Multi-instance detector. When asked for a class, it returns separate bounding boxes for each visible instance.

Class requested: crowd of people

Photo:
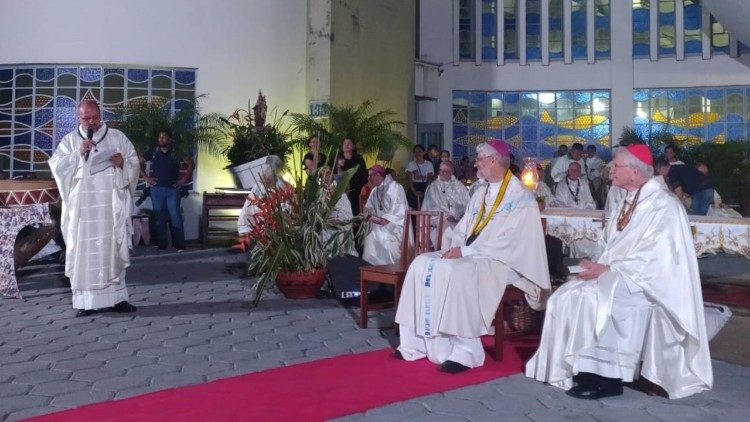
[46,100,719,403]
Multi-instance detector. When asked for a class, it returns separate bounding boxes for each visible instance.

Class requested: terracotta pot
[275,267,327,299]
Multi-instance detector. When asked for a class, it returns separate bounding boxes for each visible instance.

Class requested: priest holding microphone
[49,99,140,317]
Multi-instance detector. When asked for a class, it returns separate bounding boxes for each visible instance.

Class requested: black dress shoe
[439,360,470,374]
[565,376,623,400]
[76,309,95,317]
[392,350,404,360]
[112,301,137,313]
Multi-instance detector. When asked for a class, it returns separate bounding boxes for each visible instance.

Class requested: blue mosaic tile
[175,70,195,85]
[0,135,10,147]
[0,69,12,82]
[57,67,77,76]
[54,96,77,108]
[0,111,11,121]
[706,89,724,100]
[34,108,54,126]
[80,67,102,82]
[35,68,55,81]
[104,68,124,75]
[127,68,149,83]
[153,69,172,77]
[14,132,32,144]
[15,113,32,126]
[33,131,53,150]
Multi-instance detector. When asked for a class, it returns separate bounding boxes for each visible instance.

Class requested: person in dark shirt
[142,129,194,251]
[655,157,714,215]
[333,137,368,215]
[303,135,327,175]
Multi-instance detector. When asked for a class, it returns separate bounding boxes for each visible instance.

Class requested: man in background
[142,129,194,252]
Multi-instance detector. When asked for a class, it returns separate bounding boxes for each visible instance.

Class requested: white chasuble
[395,176,551,365]
[421,176,471,245]
[362,175,410,265]
[526,178,713,399]
[49,124,140,309]
[553,177,596,210]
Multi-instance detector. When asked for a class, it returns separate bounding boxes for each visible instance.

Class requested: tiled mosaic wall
[634,86,750,146]
[452,90,611,161]
[0,65,196,178]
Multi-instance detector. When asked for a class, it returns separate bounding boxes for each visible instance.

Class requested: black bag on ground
[326,255,393,307]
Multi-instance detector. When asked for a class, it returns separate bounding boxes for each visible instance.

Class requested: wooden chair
[359,210,444,328]
[489,216,549,360]
[489,286,527,361]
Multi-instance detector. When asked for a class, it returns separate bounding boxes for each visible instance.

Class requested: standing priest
[395,140,551,373]
[525,144,712,399]
[49,100,140,317]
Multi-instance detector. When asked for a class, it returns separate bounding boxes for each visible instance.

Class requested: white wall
[417,0,750,151]
[0,0,308,240]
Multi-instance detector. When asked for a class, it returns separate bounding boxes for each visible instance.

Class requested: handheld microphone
[84,129,94,161]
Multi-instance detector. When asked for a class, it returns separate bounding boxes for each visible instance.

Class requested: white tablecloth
[541,207,750,260]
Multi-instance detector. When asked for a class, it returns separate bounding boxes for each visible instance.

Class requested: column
[675,0,685,60]
[519,0,527,64]
[650,0,658,60]
[542,0,550,65]
[453,0,460,65]
[563,0,572,63]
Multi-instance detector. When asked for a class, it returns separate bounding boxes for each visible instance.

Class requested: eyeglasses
[610,163,632,169]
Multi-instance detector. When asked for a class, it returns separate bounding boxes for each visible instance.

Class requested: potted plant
[246,164,362,305]
[220,92,292,188]
[288,99,410,162]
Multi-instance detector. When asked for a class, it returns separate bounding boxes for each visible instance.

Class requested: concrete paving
[1,247,749,421]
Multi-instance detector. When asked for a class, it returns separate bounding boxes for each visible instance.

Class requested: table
[1,203,53,298]
[200,191,248,247]
[541,207,750,259]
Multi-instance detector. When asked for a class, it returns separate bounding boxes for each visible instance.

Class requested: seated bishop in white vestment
[362,166,410,265]
[421,162,471,247]
[395,141,551,373]
[526,144,713,400]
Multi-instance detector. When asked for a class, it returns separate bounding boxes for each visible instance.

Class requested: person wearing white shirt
[550,142,587,185]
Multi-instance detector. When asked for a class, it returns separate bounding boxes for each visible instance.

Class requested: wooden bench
[200,192,247,247]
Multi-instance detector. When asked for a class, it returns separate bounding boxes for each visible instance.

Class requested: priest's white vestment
[421,175,471,246]
[237,179,291,235]
[525,178,713,399]
[49,124,140,310]
[551,156,587,183]
[554,177,596,210]
[362,175,409,265]
[395,176,551,367]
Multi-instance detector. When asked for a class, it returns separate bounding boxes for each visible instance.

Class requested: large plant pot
[275,267,327,299]
[230,155,281,189]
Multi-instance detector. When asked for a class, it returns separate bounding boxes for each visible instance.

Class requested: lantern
[520,157,539,191]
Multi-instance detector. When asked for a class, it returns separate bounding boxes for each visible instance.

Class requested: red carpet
[27,337,538,422]
[703,283,750,309]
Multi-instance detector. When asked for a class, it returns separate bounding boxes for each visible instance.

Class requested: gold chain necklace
[616,185,642,231]
[469,170,512,237]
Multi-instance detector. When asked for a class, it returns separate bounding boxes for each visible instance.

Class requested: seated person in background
[655,157,714,216]
[664,143,685,165]
[405,145,434,210]
[526,144,712,400]
[553,162,596,210]
[361,165,410,265]
[534,163,555,205]
[454,156,476,183]
[421,161,471,246]
[551,142,587,184]
[237,163,292,236]
[584,145,605,208]
[395,140,550,374]
[696,161,742,219]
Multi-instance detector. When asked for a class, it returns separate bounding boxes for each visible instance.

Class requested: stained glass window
[459,0,476,60]
[0,65,196,179]
[482,0,498,61]
[504,0,519,60]
[633,86,750,146]
[632,0,650,58]
[452,89,611,162]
